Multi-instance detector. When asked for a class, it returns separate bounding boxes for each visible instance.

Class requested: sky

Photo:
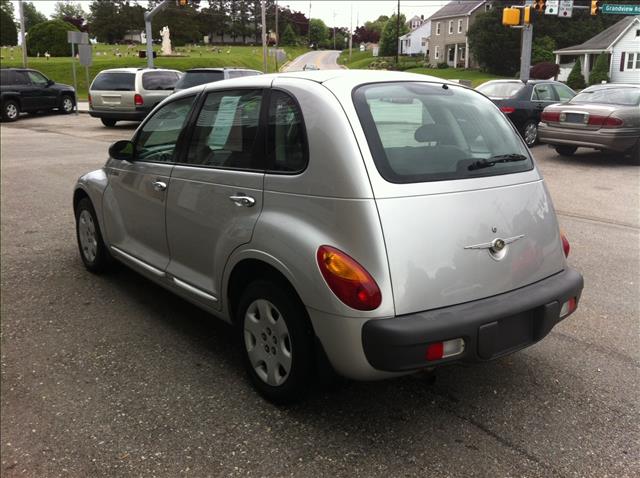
[13,0,452,29]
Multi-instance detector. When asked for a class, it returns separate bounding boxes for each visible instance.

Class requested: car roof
[97,67,180,74]
[582,83,640,90]
[185,67,261,72]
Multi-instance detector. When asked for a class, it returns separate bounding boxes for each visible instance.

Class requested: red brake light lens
[88,93,92,107]
[541,111,560,122]
[134,94,144,106]
[317,246,382,311]
[500,106,515,114]
[561,232,570,257]
[587,114,624,128]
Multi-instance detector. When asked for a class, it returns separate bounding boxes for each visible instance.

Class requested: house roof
[430,0,486,20]
[555,16,639,53]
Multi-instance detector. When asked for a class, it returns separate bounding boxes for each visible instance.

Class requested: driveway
[282,50,343,71]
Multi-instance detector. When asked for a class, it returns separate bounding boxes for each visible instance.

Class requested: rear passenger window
[91,73,135,91]
[533,85,554,101]
[0,70,11,84]
[142,71,180,91]
[267,91,307,173]
[185,89,263,170]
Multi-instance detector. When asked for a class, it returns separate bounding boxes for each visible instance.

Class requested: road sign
[558,0,573,17]
[78,44,92,66]
[601,3,640,14]
[546,0,559,14]
[67,31,89,45]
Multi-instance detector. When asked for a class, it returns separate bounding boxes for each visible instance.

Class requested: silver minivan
[73,71,583,403]
[89,67,182,127]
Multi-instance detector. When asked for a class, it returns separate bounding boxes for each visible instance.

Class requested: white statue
[140,31,146,44]
[160,26,172,55]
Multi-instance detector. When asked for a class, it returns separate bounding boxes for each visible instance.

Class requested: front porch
[445,43,468,68]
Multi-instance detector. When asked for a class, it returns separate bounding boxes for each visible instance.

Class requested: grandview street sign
[601,3,640,14]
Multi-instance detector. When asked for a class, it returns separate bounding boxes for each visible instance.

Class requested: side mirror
[109,140,135,161]
[46,79,54,87]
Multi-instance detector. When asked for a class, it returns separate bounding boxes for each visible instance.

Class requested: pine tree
[566,58,586,90]
[588,54,609,85]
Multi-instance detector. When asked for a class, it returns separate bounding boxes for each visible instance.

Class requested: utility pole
[519,23,533,81]
[395,0,400,64]
[18,0,27,67]
[308,2,312,47]
[144,0,171,68]
[275,0,278,71]
[261,0,267,72]
[349,3,353,62]
[333,10,336,50]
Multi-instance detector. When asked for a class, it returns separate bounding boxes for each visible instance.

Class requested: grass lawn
[0,44,308,100]
[338,49,509,87]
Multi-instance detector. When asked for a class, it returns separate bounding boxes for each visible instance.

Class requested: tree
[27,19,78,56]
[379,14,408,57]
[0,7,17,46]
[353,25,380,44]
[589,53,609,85]
[468,7,520,75]
[88,0,127,43]
[0,0,14,18]
[308,18,328,47]
[532,36,556,65]
[22,2,48,31]
[52,1,85,20]
[280,23,296,46]
[566,58,586,90]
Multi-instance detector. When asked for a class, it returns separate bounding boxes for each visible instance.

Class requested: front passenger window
[135,96,194,162]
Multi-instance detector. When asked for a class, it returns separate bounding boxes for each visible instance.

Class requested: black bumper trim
[362,267,584,372]
[89,108,150,121]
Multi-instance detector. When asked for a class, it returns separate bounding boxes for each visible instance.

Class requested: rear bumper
[538,123,639,152]
[361,267,584,373]
[89,107,150,121]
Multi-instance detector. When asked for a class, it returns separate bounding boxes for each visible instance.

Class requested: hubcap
[524,123,537,146]
[78,210,98,263]
[63,98,73,112]
[243,299,292,387]
[6,104,18,119]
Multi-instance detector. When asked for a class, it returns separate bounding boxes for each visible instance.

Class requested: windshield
[476,81,524,99]
[353,82,532,183]
[571,87,640,106]
[175,71,224,90]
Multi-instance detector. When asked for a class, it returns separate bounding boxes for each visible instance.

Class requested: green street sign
[601,3,640,14]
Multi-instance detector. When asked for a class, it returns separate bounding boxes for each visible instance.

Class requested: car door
[102,95,196,274]
[12,71,37,111]
[531,83,558,122]
[26,70,57,109]
[164,87,267,305]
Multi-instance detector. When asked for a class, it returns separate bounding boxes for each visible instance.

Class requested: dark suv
[1,68,76,122]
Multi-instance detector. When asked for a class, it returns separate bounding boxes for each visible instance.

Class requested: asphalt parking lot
[1,113,638,477]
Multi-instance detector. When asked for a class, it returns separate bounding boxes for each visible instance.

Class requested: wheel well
[2,95,21,107]
[227,259,304,324]
[73,189,89,214]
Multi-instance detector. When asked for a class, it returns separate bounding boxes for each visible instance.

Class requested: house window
[407,39,411,48]
[436,22,441,35]
[625,52,640,70]
[485,3,492,11]
[458,19,463,33]
[448,20,453,34]
[435,46,440,59]
[421,37,427,47]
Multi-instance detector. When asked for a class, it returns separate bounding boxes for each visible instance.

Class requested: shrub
[566,59,586,90]
[589,53,609,85]
[27,19,78,57]
[437,62,449,69]
[530,62,560,80]
[280,24,296,46]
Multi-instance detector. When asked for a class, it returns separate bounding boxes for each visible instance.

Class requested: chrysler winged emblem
[464,234,525,254]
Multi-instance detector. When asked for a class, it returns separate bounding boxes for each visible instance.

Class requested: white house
[554,15,640,84]
[399,21,432,56]
[406,15,426,31]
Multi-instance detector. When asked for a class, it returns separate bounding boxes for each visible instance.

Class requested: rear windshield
[353,82,532,183]
[91,72,135,91]
[174,70,224,89]
[476,81,524,99]
[571,87,640,106]
[142,71,180,90]
[228,70,261,78]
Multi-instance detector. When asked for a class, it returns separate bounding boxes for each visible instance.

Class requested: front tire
[555,145,578,157]
[101,118,117,127]
[59,95,74,114]
[2,100,20,122]
[522,120,538,148]
[75,197,112,273]
[237,280,315,404]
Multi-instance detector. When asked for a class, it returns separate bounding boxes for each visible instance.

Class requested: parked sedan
[476,79,576,147]
[538,84,640,163]
[73,71,583,403]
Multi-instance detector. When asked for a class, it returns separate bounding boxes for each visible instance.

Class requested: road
[282,50,343,71]
[1,113,639,477]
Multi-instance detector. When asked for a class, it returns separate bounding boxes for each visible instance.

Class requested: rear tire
[101,118,117,127]
[59,95,74,114]
[75,197,112,273]
[521,120,538,148]
[555,146,578,157]
[237,280,315,404]
[2,100,20,122]
[628,140,640,166]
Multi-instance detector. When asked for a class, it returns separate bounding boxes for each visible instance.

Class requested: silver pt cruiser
[73,71,584,403]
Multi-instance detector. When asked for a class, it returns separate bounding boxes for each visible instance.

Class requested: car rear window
[174,70,224,89]
[91,72,135,91]
[228,70,261,78]
[476,81,524,99]
[571,87,640,106]
[353,82,532,184]
[142,71,180,90]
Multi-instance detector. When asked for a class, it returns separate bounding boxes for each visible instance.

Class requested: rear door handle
[151,180,167,192]
[229,194,256,207]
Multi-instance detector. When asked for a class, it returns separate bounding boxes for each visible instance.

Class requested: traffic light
[591,0,600,15]
[533,0,546,13]
[523,6,532,24]
[502,7,521,26]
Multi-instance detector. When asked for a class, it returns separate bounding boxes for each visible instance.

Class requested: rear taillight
[500,106,515,114]
[541,111,560,122]
[317,245,382,311]
[134,94,144,106]
[587,115,624,128]
[88,94,92,107]
[560,297,577,318]
[561,231,570,257]
[426,338,465,361]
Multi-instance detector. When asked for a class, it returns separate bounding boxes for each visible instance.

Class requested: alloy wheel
[78,209,98,263]
[5,103,18,120]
